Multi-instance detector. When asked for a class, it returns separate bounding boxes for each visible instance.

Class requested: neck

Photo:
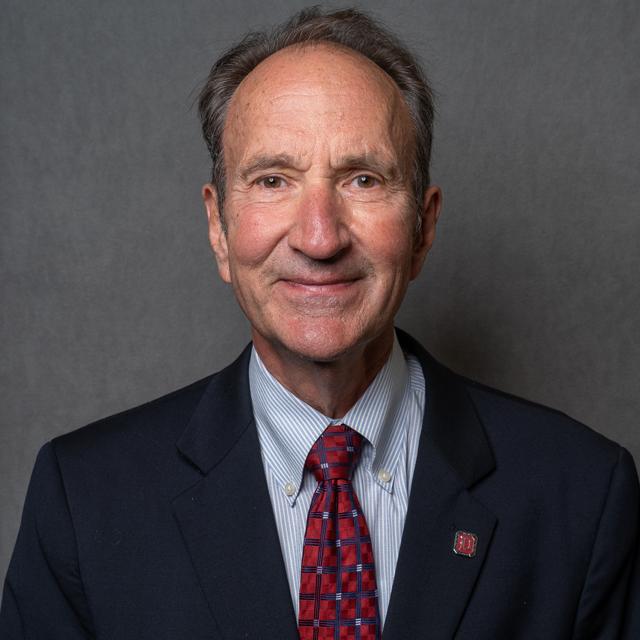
[253,330,394,418]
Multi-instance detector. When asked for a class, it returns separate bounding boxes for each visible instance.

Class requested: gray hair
[198,6,434,230]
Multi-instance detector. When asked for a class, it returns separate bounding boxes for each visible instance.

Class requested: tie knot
[305,424,363,482]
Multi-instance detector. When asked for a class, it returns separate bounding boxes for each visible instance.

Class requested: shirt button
[378,469,392,483]
[284,482,296,496]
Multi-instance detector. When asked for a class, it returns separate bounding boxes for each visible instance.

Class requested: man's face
[204,44,440,369]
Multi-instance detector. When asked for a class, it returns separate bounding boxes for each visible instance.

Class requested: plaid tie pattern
[298,424,381,640]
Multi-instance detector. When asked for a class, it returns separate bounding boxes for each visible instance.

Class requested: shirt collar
[249,334,410,504]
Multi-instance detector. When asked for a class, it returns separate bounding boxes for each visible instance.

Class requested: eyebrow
[334,153,403,182]
[237,151,404,183]
[238,154,302,181]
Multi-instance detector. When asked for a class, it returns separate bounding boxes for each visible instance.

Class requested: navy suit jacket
[2,331,639,638]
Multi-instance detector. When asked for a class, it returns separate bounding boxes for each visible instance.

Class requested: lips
[282,276,358,287]
[277,268,363,287]
[276,276,362,305]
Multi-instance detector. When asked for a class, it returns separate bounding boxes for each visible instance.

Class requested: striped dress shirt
[249,335,426,626]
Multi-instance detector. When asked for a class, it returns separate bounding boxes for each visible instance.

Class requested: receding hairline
[233,40,402,92]
[222,41,417,167]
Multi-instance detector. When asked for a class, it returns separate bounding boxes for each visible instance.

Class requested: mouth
[277,275,361,297]
[282,276,358,287]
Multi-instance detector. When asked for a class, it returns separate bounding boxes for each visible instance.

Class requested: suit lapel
[172,347,298,639]
[383,332,498,639]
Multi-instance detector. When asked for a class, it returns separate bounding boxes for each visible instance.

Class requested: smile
[278,278,360,298]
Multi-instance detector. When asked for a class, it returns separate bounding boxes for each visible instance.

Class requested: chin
[276,319,380,364]
[281,336,353,363]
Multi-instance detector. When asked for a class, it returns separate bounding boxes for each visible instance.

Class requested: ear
[202,183,231,283]
[410,185,442,280]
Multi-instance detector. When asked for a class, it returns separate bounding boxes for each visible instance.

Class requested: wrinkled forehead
[232,42,404,109]
[223,43,415,165]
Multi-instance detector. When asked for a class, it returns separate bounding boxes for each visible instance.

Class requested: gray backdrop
[2,0,639,588]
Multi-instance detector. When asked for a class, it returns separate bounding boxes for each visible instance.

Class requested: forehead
[222,43,414,167]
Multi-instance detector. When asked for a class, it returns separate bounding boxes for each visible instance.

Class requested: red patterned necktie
[298,424,381,639]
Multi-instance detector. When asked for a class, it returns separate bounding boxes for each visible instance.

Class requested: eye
[257,175,285,189]
[351,174,379,188]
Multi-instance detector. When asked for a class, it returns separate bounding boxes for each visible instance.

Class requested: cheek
[351,204,416,272]
[226,202,290,268]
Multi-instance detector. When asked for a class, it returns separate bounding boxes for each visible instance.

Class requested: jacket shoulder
[52,373,214,459]
[462,377,623,467]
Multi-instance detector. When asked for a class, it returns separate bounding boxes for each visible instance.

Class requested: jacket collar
[396,328,496,488]
[176,331,496,487]
[176,343,254,475]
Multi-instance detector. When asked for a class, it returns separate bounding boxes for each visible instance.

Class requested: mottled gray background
[2,0,639,588]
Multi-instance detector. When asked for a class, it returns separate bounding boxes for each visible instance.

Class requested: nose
[287,184,351,260]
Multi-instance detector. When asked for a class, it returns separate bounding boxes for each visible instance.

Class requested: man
[1,7,638,639]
